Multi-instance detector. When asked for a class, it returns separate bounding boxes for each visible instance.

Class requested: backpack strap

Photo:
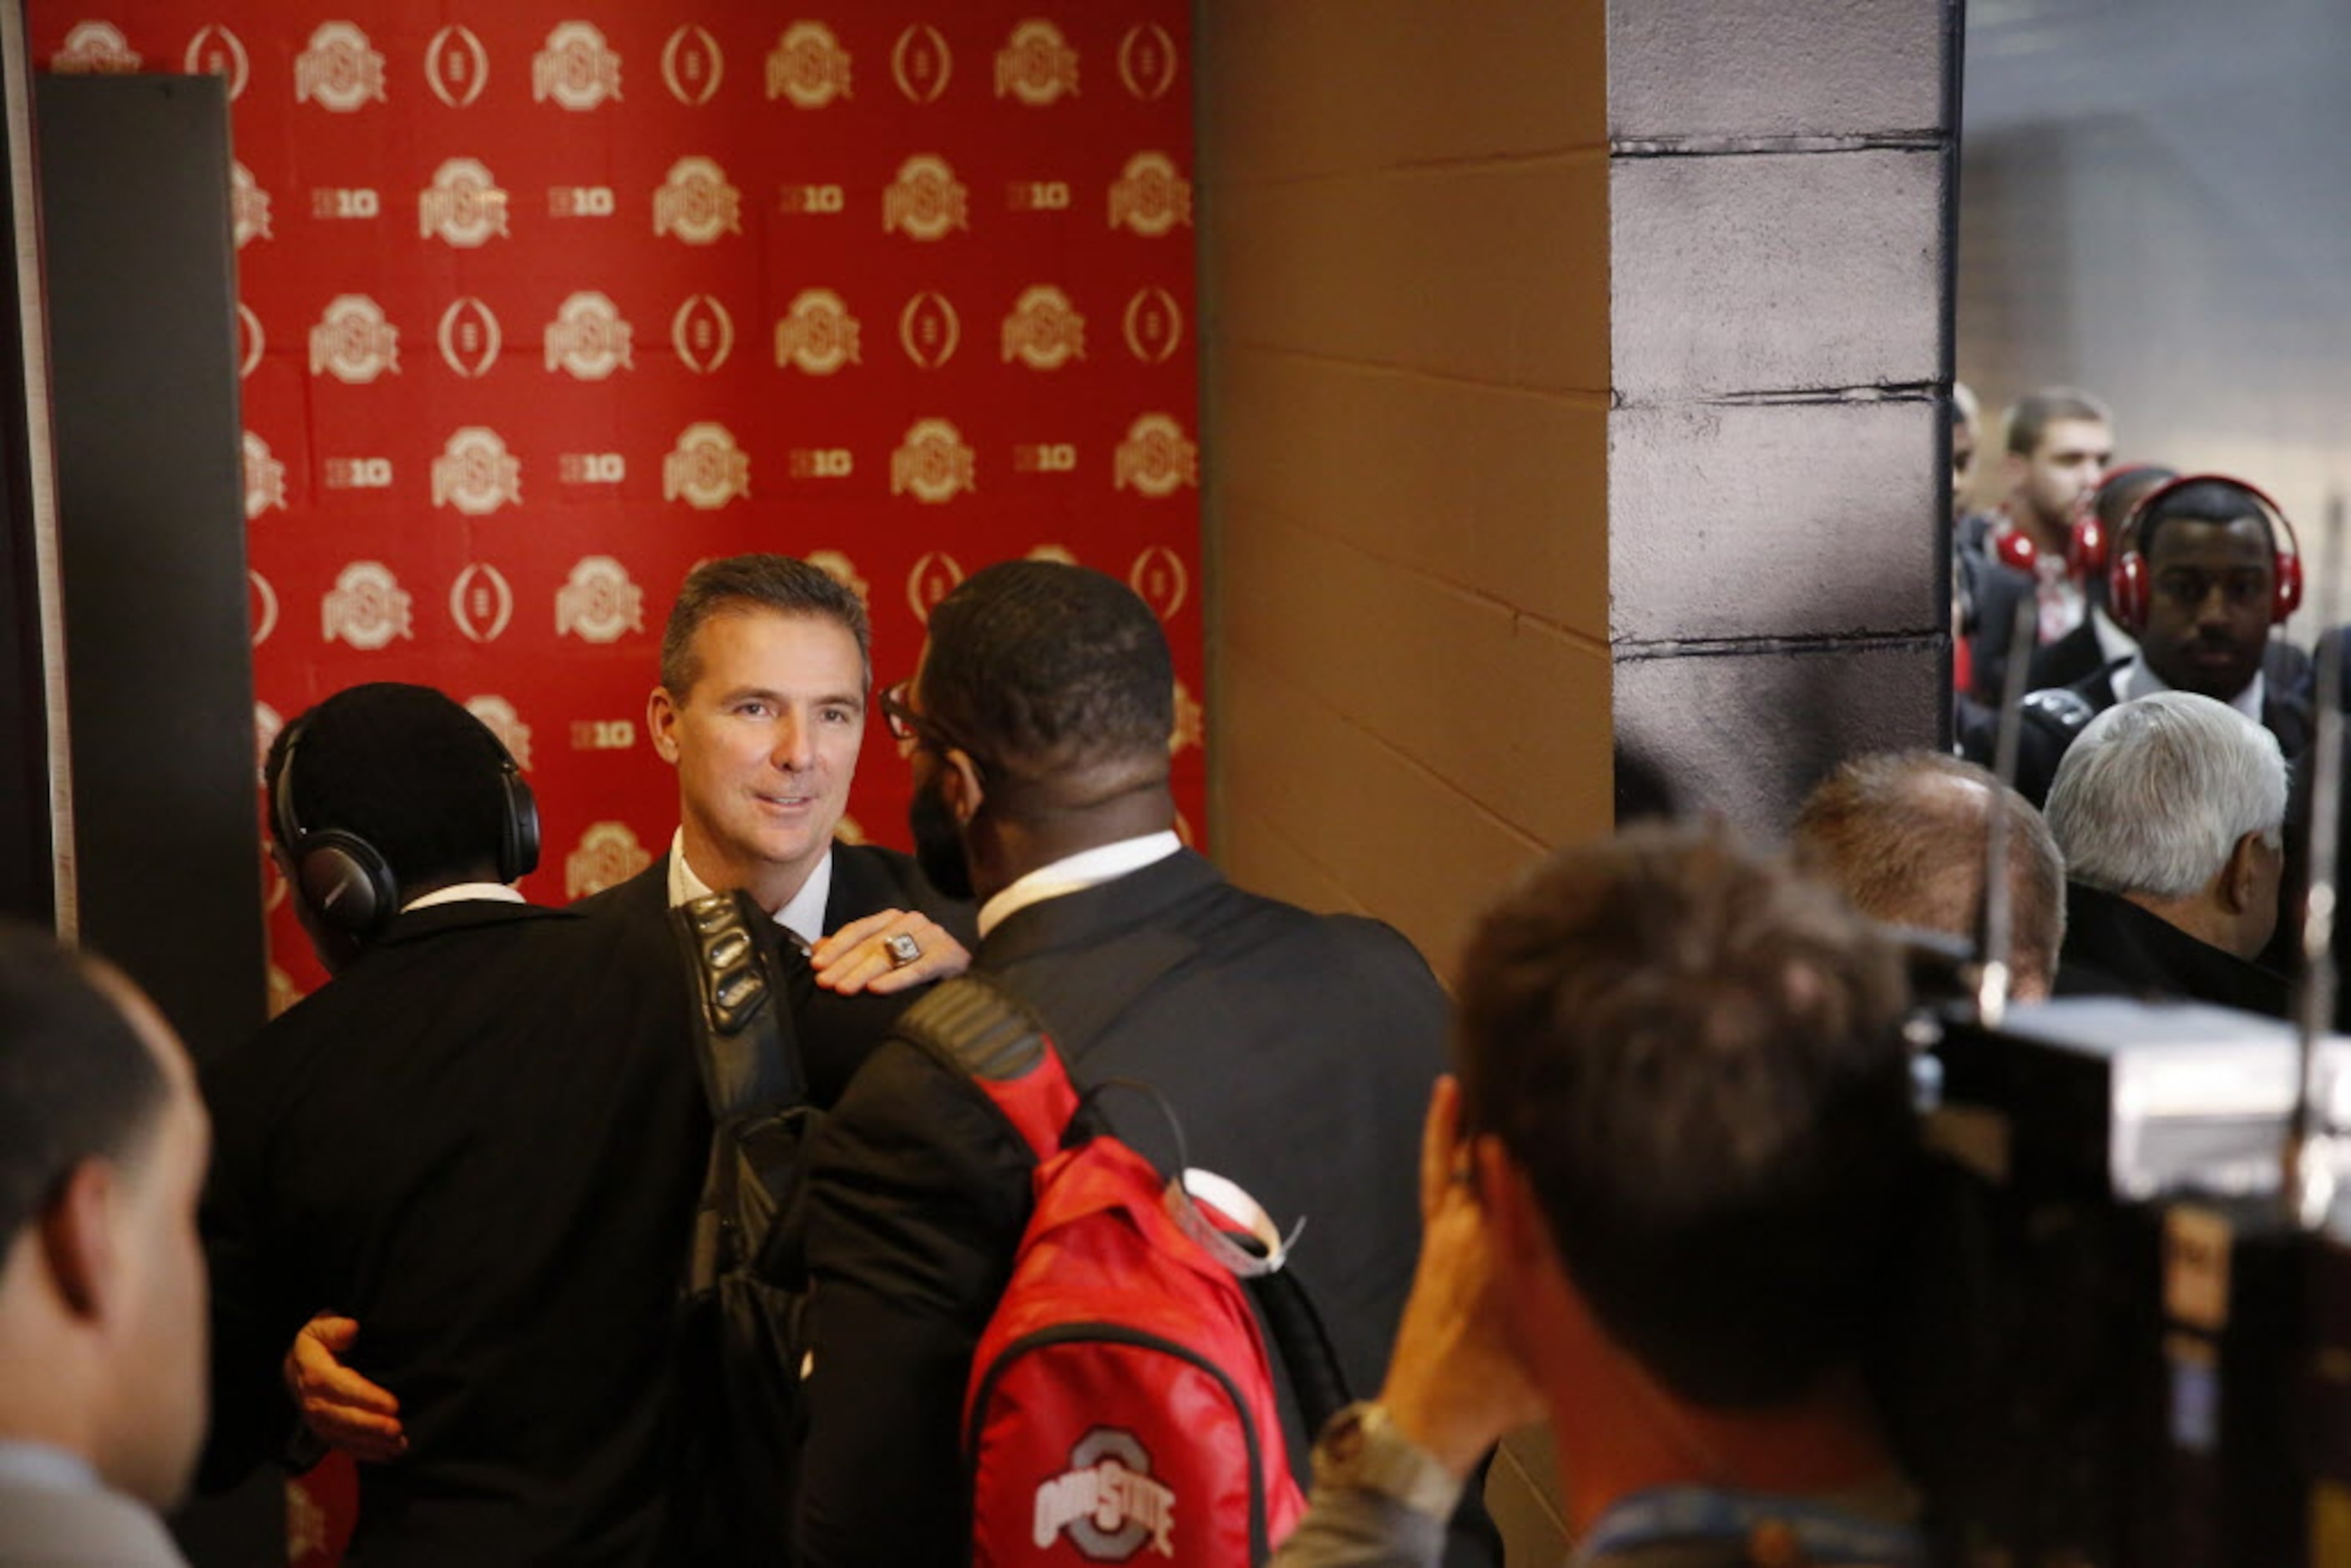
[670,889,806,1119]
[892,973,1079,1162]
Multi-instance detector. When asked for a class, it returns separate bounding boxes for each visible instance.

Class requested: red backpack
[905,976,1309,1566]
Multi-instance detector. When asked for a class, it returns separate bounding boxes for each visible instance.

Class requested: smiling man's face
[649,606,867,911]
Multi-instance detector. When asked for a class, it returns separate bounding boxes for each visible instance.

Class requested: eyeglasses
[879,680,981,765]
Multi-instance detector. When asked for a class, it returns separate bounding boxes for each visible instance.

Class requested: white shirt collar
[2113,655,2266,723]
[665,827,833,951]
[0,1440,99,1493]
[2089,603,2138,666]
[978,832,1183,940]
[401,883,525,913]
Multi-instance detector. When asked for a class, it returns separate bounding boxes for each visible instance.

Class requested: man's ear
[940,749,985,827]
[2221,831,2265,914]
[37,1161,118,1323]
[646,686,681,765]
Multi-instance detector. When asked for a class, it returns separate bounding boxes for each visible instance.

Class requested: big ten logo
[1122,286,1185,366]
[1012,443,1078,474]
[890,23,951,104]
[439,297,502,378]
[533,22,621,111]
[1130,545,1191,621]
[661,24,723,106]
[548,185,615,218]
[431,427,521,516]
[655,157,741,245]
[788,447,854,480]
[1108,152,1193,239]
[321,456,394,491]
[425,24,488,109]
[777,183,846,215]
[52,21,140,73]
[464,695,533,771]
[671,295,736,374]
[311,186,380,220]
[891,420,973,505]
[767,21,850,109]
[544,291,632,380]
[663,422,749,509]
[449,562,514,644]
[905,551,966,622]
[1114,414,1199,500]
[993,19,1076,107]
[776,289,860,376]
[321,561,413,651]
[882,154,968,243]
[558,452,626,485]
[309,295,399,384]
[1005,180,1070,213]
[296,22,387,112]
[184,24,250,99]
[1003,286,1084,370]
[242,432,287,520]
[1116,23,1179,102]
[556,555,645,645]
[232,162,272,248]
[897,291,959,370]
[569,717,637,751]
[421,159,510,247]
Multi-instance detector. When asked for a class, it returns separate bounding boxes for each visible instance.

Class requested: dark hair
[660,554,871,695]
[2091,464,2177,536]
[0,923,169,1251]
[918,560,1172,799]
[2131,475,2281,566]
[265,684,516,891]
[1792,751,2065,996]
[1454,822,1915,1409]
[2003,387,2111,458]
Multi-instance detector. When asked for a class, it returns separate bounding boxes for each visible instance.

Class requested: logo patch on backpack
[1032,1428,1176,1560]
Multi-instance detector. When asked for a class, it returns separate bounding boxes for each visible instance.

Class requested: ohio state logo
[322,562,412,650]
[557,556,645,645]
[421,159,510,247]
[808,549,869,604]
[1123,287,1184,365]
[432,427,521,516]
[53,21,139,73]
[544,291,632,379]
[661,23,723,105]
[247,569,279,646]
[1116,23,1178,101]
[1115,416,1199,500]
[891,23,952,104]
[1033,1429,1176,1560]
[565,820,651,899]
[296,22,386,112]
[1003,286,1084,370]
[1110,154,1192,238]
[450,562,514,644]
[438,297,502,377]
[1029,543,1078,566]
[898,291,961,370]
[776,290,860,375]
[463,695,532,771]
[882,154,968,242]
[907,551,965,622]
[425,24,488,109]
[242,432,286,520]
[1130,545,1191,620]
[235,303,265,378]
[768,21,850,107]
[995,19,1076,105]
[533,22,620,109]
[309,295,398,384]
[655,156,741,245]
[184,24,249,97]
[231,161,272,249]
[671,294,735,373]
[664,422,749,509]
[892,419,974,504]
[1170,679,1204,755]
[253,701,282,785]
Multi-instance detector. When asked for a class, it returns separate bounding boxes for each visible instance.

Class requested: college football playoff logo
[556,556,645,645]
[321,562,412,651]
[425,24,489,108]
[1033,1429,1176,1560]
[438,297,502,378]
[449,563,514,644]
[906,551,966,622]
[309,296,399,383]
[671,295,736,374]
[891,23,952,103]
[1114,415,1199,499]
[768,21,851,107]
[248,570,279,646]
[296,22,387,112]
[236,303,265,378]
[533,22,620,109]
[898,291,960,370]
[1002,286,1084,370]
[776,290,861,375]
[654,157,741,245]
[184,24,249,97]
[994,20,1076,105]
[1130,545,1191,621]
[661,24,723,105]
[420,159,511,247]
[882,154,968,242]
[1116,23,1178,101]
[242,432,286,520]
[663,423,749,509]
[53,21,140,73]
[1122,287,1184,365]
[431,427,521,516]
[565,821,651,899]
[544,292,633,379]
[891,419,974,504]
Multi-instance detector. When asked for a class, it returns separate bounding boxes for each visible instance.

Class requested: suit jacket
[2054,880,2293,1018]
[797,850,1455,1568]
[570,842,975,1108]
[0,1471,187,1567]
[200,900,707,1567]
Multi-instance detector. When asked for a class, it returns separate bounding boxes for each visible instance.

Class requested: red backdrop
[34,5,1202,1012]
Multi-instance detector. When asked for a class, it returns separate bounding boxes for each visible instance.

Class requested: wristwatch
[1310,1401,1464,1520]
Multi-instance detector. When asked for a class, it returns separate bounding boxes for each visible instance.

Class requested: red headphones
[2106,472,2302,635]
[2065,463,2175,581]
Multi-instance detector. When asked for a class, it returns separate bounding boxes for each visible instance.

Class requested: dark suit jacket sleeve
[796,1038,1035,1568]
[195,1048,308,1491]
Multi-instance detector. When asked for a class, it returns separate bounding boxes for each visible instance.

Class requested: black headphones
[270,709,541,936]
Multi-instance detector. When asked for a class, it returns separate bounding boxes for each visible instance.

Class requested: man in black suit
[201,685,707,1564]
[795,562,1471,1565]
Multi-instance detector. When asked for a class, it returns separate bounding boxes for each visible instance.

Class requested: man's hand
[283,1313,407,1463]
[811,908,970,995]
[1377,1076,1544,1479]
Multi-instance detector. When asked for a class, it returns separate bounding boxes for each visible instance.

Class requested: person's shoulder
[0,1471,186,1566]
[569,854,669,922]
